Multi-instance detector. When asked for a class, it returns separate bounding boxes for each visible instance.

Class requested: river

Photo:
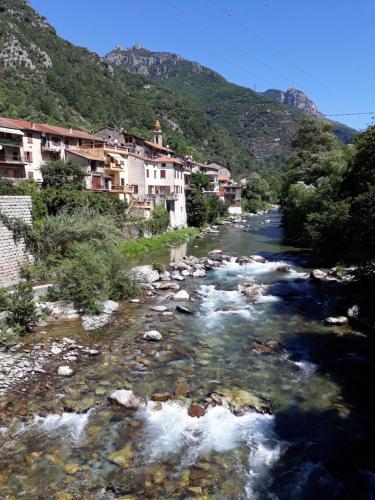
[0,210,373,499]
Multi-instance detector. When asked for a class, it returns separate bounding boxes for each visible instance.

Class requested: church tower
[153,120,163,147]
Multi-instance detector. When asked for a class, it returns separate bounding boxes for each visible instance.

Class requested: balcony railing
[41,142,61,152]
[132,200,153,209]
[0,153,24,164]
[110,185,135,194]
[105,163,123,170]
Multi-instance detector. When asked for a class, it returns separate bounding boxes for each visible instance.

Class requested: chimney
[31,122,35,129]
[69,128,73,134]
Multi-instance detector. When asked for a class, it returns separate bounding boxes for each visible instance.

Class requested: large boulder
[108,389,142,409]
[192,269,206,278]
[133,265,160,284]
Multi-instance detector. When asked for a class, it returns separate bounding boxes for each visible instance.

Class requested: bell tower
[153,120,163,147]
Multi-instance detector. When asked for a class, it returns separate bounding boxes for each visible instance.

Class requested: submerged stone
[57,366,74,377]
[151,392,170,402]
[188,403,206,418]
[325,316,348,325]
[107,443,133,469]
[213,387,272,415]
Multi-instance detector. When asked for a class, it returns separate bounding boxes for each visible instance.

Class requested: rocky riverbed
[0,210,373,499]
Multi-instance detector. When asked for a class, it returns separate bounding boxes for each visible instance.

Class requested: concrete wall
[0,196,32,288]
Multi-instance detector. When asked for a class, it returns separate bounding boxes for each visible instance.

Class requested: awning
[0,127,24,136]
[108,152,125,163]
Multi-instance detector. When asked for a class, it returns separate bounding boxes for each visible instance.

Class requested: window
[25,151,33,163]
[133,185,138,194]
[27,133,33,144]
[160,170,166,179]
[154,170,157,179]
[121,178,125,187]
[146,169,149,178]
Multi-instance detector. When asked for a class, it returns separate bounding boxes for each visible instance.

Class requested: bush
[152,261,166,273]
[6,282,40,334]
[186,186,208,227]
[36,207,121,258]
[0,287,10,312]
[55,242,139,314]
[55,242,111,314]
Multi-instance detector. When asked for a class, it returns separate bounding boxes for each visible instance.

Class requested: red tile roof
[144,140,173,153]
[154,156,185,165]
[0,117,104,142]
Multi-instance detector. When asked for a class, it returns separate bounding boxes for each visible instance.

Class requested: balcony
[104,162,123,171]
[132,200,153,209]
[110,185,135,194]
[0,152,25,164]
[0,137,22,147]
[41,142,61,152]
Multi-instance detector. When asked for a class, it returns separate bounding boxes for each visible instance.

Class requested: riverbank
[0,210,373,498]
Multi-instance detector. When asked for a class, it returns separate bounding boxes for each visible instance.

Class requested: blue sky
[31,0,374,130]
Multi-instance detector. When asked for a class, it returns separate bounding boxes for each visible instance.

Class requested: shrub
[55,242,138,314]
[36,207,121,257]
[0,287,10,312]
[6,282,40,334]
[152,261,166,273]
[55,242,111,314]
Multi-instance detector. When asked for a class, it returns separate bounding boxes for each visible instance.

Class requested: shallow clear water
[0,211,373,499]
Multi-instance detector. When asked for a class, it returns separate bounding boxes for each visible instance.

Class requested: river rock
[153,281,174,290]
[213,387,272,415]
[276,265,290,273]
[171,271,185,281]
[171,290,190,301]
[192,269,206,278]
[251,339,283,353]
[209,249,222,254]
[325,316,348,325]
[159,271,171,281]
[143,330,163,341]
[250,255,267,263]
[108,389,142,409]
[151,305,168,312]
[107,443,133,469]
[181,269,192,277]
[133,265,160,284]
[151,392,170,402]
[242,285,264,298]
[188,403,206,418]
[81,300,119,331]
[176,305,193,314]
[310,269,327,281]
[347,305,360,320]
[57,366,74,377]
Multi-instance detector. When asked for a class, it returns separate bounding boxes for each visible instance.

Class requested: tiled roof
[0,117,104,142]
[154,156,185,165]
[144,140,173,153]
[66,148,103,161]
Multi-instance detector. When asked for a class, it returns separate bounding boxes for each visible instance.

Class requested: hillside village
[0,117,242,227]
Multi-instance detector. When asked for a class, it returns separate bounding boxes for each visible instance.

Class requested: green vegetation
[40,160,85,189]
[186,173,229,227]
[120,228,199,259]
[241,172,276,213]
[0,1,355,179]
[0,282,48,347]
[282,118,375,267]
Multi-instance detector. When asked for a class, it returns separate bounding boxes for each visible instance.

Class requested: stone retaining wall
[0,196,32,288]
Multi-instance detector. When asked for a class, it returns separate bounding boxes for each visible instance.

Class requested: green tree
[242,172,271,212]
[186,186,208,227]
[40,160,85,190]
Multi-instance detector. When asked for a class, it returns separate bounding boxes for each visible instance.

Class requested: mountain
[0,1,356,178]
[106,45,357,159]
[263,88,323,117]
[0,1,256,173]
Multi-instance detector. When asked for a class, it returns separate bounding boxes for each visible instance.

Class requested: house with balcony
[0,124,26,183]
[190,160,220,194]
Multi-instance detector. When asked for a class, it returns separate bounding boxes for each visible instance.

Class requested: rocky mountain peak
[263,87,323,117]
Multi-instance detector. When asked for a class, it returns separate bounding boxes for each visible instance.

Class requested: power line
[323,111,375,117]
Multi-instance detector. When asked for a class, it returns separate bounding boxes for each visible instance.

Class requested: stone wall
[0,196,32,288]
